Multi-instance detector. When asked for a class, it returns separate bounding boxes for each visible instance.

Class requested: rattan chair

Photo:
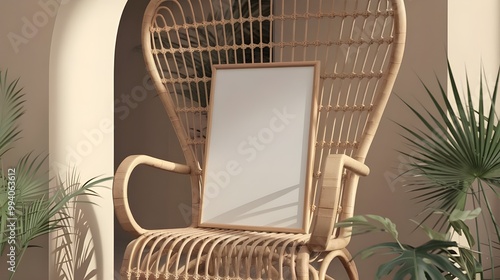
[114,0,406,279]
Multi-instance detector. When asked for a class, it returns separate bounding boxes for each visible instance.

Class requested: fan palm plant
[0,70,111,279]
[337,63,500,279]
[399,63,500,279]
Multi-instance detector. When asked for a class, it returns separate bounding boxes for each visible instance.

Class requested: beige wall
[448,0,500,116]
[449,0,500,76]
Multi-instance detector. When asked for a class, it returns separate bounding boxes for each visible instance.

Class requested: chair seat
[122,227,312,280]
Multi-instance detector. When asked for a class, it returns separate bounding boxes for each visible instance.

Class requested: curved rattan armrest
[113,154,191,236]
[308,154,369,252]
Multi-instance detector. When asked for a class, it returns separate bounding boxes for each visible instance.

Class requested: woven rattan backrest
[142,0,405,228]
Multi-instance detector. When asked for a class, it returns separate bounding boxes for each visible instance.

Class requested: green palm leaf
[335,214,400,245]
[367,240,467,280]
[399,63,500,279]
[0,70,25,158]
[5,172,110,280]
[402,64,500,212]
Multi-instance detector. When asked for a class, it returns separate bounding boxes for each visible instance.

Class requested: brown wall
[0,0,53,279]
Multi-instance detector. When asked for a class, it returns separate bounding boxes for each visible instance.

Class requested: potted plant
[0,70,111,279]
[336,63,500,279]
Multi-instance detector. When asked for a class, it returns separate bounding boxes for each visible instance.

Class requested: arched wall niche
[113,0,193,276]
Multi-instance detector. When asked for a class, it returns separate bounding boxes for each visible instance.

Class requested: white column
[448,0,500,97]
[49,1,127,279]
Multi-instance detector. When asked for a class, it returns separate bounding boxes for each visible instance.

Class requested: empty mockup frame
[200,62,319,233]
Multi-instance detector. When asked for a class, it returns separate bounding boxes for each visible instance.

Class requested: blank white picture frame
[200,62,320,233]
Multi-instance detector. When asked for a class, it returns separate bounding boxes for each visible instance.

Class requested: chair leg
[318,249,358,280]
[339,248,358,280]
[296,246,310,280]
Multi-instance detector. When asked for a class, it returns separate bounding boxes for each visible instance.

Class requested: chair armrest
[113,154,191,236]
[308,154,369,251]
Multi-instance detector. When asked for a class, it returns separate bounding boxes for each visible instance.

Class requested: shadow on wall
[54,202,103,280]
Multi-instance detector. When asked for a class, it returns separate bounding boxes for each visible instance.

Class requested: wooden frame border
[199,61,320,233]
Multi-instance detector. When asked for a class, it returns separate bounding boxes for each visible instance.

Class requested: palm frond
[0,70,25,158]
[398,63,500,279]
[2,173,109,280]
[401,64,500,220]
[12,153,49,202]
